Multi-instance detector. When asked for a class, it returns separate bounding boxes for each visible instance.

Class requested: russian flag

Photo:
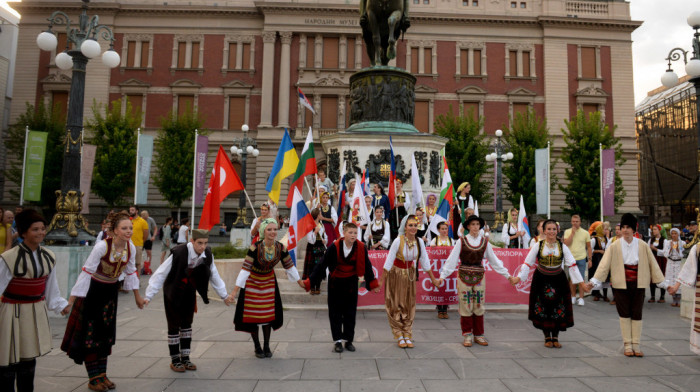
[361,169,369,196]
[288,188,316,265]
[298,88,316,115]
[388,136,396,210]
[426,198,453,238]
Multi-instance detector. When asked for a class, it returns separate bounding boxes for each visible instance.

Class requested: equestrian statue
[360,0,410,66]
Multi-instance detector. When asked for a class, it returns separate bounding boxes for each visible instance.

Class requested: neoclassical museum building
[3,0,640,225]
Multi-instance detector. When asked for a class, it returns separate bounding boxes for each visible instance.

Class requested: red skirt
[323,222,337,244]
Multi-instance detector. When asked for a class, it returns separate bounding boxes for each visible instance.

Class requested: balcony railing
[565,1,608,15]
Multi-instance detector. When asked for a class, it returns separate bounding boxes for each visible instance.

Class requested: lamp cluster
[230,125,260,157]
[485,129,513,162]
[660,11,700,88]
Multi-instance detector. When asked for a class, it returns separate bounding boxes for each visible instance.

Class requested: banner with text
[194,135,209,205]
[22,131,48,202]
[135,134,153,205]
[80,144,97,213]
[535,147,549,215]
[601,148,615,217]
[357,247,533,307]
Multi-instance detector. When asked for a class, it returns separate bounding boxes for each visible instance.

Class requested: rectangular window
[473,49,481,75]
[242,43,251,69]
[424,48,432,74]
[306,37,315,68]
[522,51,531,76]
[304,95,314,128]
[191,42,200,68]
[473,0,478,5]
[414,101,429,133]
[423,0,429,4]
[177,42,187,68]
[413,0,419,3]
[460,49,468,75]
[127,41,137,67]
[513,103,529,118]
[52,91,69,120]
[228,97,246,131]
[347,38,355,69]
[520,2,526,8]
[410,47,419,73]
[509,50,517,76]
[463,0,468,5]
[126,95,143,116]
[582,103,598,118]
[581,47,596,78]
[511,2,517,8]
[140,41,149,67]
[323,37,339,69]
[321,96,338,129]
[56,33,68,52]
[463,102,478,118]
[228,43,237,69]
[178,95,194,117]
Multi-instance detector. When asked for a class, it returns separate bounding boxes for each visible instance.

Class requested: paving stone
[301,359,380,380]
[447,358,533,379]
[501,377,595,392]
[653,375,700,392]
[423,379,510,392]
[139,357,233,379]
[33,376,86,392]
[581,357,677,377]
[339,342,409,359]
[219,359,304,380]
[578,376,678,392]
[646,355,700,374]
[522,341,602,358]
[253,380,339,392]
[341,379,426,392]
[376,359,458,379]
[86,377,175,392]
[404,342,476,359]
[166,379,257,392]
[200,341,269,359]
[274,342,342,359]
[57,356,158,378]
[468,341,543,359]
[514,358,606,378]
[310,328,370,343]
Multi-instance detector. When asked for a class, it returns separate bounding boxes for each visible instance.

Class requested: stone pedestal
[46,245,93,317]
[229,227,251,248]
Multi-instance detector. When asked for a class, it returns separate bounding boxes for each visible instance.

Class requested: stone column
[278,32,293,129]
[259,31,277,128]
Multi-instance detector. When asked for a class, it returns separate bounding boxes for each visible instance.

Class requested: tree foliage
[86,99,140,207]
[4,101,66,214]
[558,110,626,222]
[434,106,491,203]
[502,108,552,213]
[152,106,205,209]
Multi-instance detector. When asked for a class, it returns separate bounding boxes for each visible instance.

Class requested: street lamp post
[485,129,513,229]
[230,124,259,228]
[660,10,700,248]
[36,0,120,244]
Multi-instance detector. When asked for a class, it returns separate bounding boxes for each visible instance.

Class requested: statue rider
[360,0,411,33]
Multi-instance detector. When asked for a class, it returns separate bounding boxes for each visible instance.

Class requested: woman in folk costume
[667,244,700,355]
[590,222,610,302]
[62,211,144,391]
[382,215,438,348]
[230,218,305,358]
[389,179,410,241]
[415,208,429,244]
[585,213,667,357]
[528,219,546,248]
[663,228,685,307]
[438,215,514,347]
[511,219,583,348]
[501,208,525,248]
[430,222,454,319]
[0,210,70,392]
[452,183,474,235]
[318,191,339,244]
[648,224,667,303]
[365,206,390,250]
[424,194,438,223]
[371,183,392,223]
[304,208,327,295]
[361,195,373,238]
[250,203,271,244]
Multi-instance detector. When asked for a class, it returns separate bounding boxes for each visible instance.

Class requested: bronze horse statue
[360,0,410,66]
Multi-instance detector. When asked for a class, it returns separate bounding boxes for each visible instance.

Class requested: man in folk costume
[144,229,230,371]
[305,222,380,352]
[437,215,513,347]
[584,213,667,357]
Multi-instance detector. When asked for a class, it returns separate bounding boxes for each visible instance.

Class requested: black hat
[464,215,485,230]
[15,209,48,237]
[691,221,698,226]
[620,213,638,232]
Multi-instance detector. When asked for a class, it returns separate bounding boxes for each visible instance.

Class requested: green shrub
[211,242,248,259]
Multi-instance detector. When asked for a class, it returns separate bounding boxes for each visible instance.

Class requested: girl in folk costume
[229,219,305,358]
[382,215,438,348]
[415,208,429,244]
[438,215,514,347]
[365,206,390,250]
[304,208,327,295]
[501,208,525,248]
[318,191,339,244]
[390,179,410,241]
[425,194,438,223]
[62,212,144,391]
[528,220,546,248]
[511,219,583,348]
[430,222,454,319]
[590,222,610,302]
[648,224,667,303]
[667,244,700,355]
[371,183,392,223]
[344,178,357,218]
[250,203,272,244]
[663,228,686,307]
[452,182,474,233]
[361,195,373,238]
[0,210,70,392]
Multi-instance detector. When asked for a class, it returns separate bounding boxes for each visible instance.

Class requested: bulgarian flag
[439,156,455,210]
[285,128,317,207]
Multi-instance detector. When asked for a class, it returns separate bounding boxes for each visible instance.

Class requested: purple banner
[194,135,209,205]
[601,148,615,216]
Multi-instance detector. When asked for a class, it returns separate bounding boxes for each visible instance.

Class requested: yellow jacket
[592,238,665,289]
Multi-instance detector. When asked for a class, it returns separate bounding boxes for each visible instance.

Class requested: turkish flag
[198,146,244,231]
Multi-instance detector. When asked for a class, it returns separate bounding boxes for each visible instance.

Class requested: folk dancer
[452,182,475,233]
[371,183,392,224]
[365,206,390,250]
[667,243,700,355]
[590,223,610,302]
[425,194,438,223]
[663,228,685,307]
[430,221,454,319]
[250,203,272,244]
[319,191,339,244]
[501,208,525,248]
[389,179,410,241]
[648,224,667,303]
[304,208,327,295]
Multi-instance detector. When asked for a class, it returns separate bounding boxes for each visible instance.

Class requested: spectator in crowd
[161,217,174,264]
[129,205,149,274]
[141,210,158,274]
[177,219,190,244]
[563,214,592,306]
[0,207,12,252]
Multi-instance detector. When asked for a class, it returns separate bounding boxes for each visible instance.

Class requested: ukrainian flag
[266,129,299,204]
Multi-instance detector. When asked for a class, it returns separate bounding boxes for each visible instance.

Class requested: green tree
[86,99,141,207]
[502,108,552,213]
[434,106,491,203]
[152,106,205,213]
[558,110,626,222]
[4,101,66,214]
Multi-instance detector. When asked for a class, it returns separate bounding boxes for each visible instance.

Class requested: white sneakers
[577,298,585,306]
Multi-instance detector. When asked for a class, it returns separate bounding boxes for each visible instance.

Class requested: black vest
[163,244,213,304]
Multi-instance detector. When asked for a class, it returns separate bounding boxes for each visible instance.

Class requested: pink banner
[194,135,209,205]
[357,247,533,307]
[601,148,615,216]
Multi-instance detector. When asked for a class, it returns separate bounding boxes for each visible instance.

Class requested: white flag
[517,195,531,247]
[350,174,370,227]
[409,154,424,214]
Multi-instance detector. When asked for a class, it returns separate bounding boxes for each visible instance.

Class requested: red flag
[199,146,244,231]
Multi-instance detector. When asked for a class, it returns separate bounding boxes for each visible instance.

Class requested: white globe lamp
[661,70,680,88]
[37,31,58,51]
[55,52,74,70]
[246,145,254,154]
[101,50,120,68]
[687,10,700,28]
[686,58,700,78]
[495,129,503,137]
[252,149,260,157]
[80,39,101,59]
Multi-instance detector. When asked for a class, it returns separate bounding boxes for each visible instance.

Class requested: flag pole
[547,141,551,219]
[599,143,603,222]
[134,128,140,204]
[191,129,198,231]
[19,126,29,206]
[243,189,258,220]
[303,177,315,200]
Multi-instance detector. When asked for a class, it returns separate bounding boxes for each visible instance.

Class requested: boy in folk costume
[305,222,380,353]
[144,229,230,371]
[584,213,667,357]
[437,215,514,347]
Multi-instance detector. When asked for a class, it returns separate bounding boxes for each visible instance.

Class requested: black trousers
[328,276,359,343]
[612,280,645,320]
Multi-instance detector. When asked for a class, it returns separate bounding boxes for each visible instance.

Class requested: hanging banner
[80,144,97,213]
[22,131,48,202]
[601,148,615,216]
[194,135,209,205]
[534,147,549,215]
[357,247,532,307]
[135,134,154,205]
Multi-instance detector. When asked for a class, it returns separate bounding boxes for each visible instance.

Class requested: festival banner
[22,131,48,202]
[134,134,154,205]
[194,135,209,205]
[80,144,97,213]
[534,147,549,215]
[357,247,533,307]
[601,148,615,216]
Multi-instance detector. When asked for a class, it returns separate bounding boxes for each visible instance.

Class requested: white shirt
[71,240,140,297]
[320,204,338,225]
[177,225,189,244]
[518,241,583,283]
[590,237,608,251]
[364,220,390,249]
[621,237,639,266]
[647,237,665,257]
[306,223,327,246]
[234,243,301,288]
[144,242,228,301]
[501,223,521,248]
[430,236,454,247]
[0,250,69,313]
[383,236,430,272]
[342,240,354,258]
[439,234,511,280]
[663,239,685,260]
